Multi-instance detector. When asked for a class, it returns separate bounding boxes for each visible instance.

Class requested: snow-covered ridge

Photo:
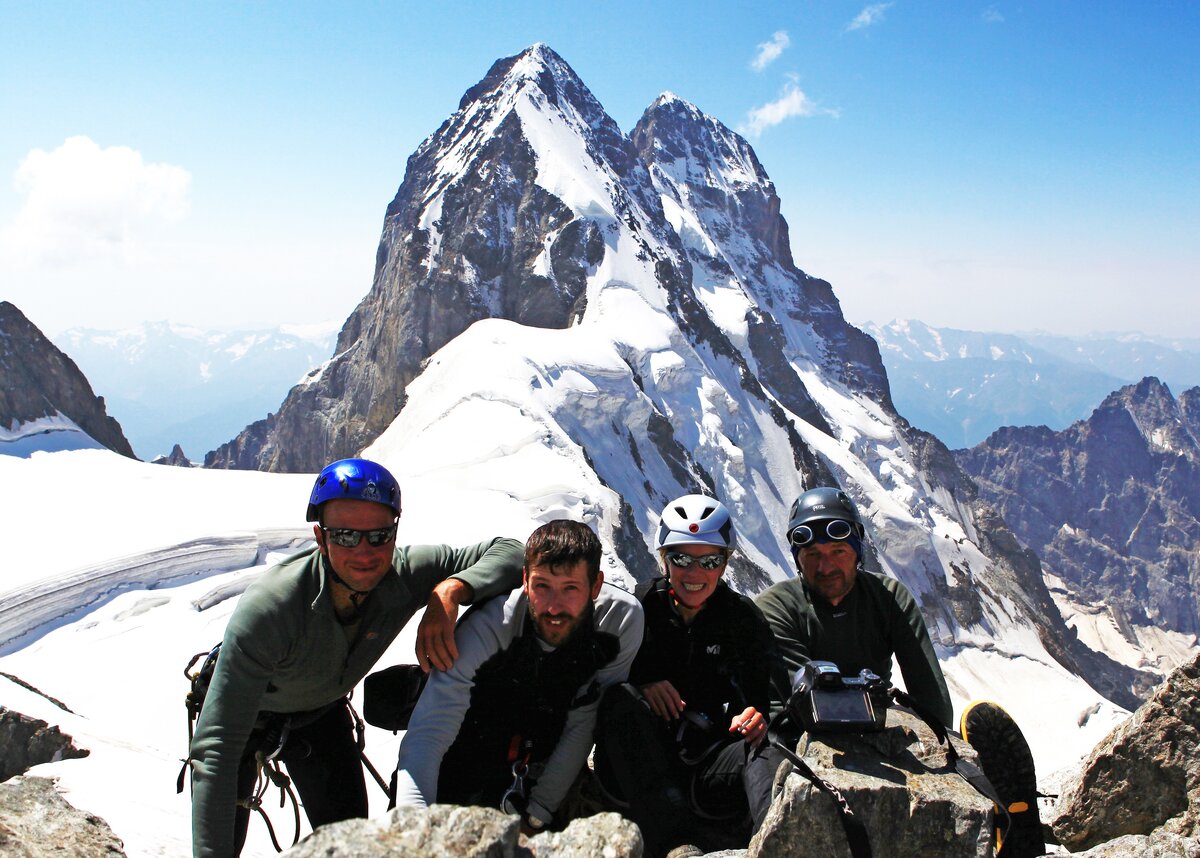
[0,529,311,656]
[0,413,105,456]
[2,412,91,441]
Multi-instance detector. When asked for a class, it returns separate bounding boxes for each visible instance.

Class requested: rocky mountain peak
[458,43,603,121]
[0,301,135,458]
[958,376,1200,658]
[209,45,657,472]
[417,42,638,209]
[634,91,775,203]
[631,94,891,409]
[1099,376,1199,458]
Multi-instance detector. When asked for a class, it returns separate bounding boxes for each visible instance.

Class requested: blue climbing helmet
[305,458,402,522]
[786,487,864,553]
[655,494,736,550]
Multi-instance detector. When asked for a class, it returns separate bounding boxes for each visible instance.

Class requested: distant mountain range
[958,377,1200,673]
[52,322,337,460]
[862,320,1200,449]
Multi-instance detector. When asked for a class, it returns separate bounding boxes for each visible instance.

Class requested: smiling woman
[592,493,776,857]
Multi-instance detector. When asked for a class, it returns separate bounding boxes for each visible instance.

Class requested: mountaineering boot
[960,700,1045,858]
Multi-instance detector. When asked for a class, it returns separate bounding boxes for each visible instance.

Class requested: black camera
[787,660,889,733]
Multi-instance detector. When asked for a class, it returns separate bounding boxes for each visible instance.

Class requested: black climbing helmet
[786,487,864,546]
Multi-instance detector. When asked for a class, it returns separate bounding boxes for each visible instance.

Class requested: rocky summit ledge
[0,775,125,857]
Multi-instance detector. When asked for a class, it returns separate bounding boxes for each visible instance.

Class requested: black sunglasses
[790,518,856,548]
[322,524,398,548]
[665,551,727,571]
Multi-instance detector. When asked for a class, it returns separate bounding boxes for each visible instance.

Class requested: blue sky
[2,1,1197,337]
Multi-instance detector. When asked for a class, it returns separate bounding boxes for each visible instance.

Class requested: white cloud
[983,5,1005,24]
[0,136,191,268]
[739,77,839,138]
[847,2,894,32]
[751,31,790,71]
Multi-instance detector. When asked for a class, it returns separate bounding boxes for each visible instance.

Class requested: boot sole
[960,700,1045,858]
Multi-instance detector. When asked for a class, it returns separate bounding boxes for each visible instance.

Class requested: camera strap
[760,708,873,858]
[888,689,1011,843]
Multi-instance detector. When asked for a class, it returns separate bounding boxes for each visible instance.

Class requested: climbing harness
[178,644,390,851]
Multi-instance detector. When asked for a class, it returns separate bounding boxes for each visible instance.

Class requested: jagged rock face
[0,707,88,782]
[957,377,1200,642]
[751,709,993,857]
[630,94,890,423]
[904,425,1155,710]
[1052,651,1200,851]
[1069,831,1200,857]
[0,776,125,857]
[208,45,649,473]
[0,302,135,458]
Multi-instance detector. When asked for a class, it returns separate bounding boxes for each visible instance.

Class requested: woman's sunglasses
[665,551,728,571]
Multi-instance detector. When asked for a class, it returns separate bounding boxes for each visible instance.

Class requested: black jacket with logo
[630,578,775,732]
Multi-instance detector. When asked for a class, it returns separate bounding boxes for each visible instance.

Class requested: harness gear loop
[233,751,301,853]
[345,695,391,798]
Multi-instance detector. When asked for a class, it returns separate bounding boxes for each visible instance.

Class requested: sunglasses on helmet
[321,524,398,548]
[790,518,856,548]
[665,551,728,571]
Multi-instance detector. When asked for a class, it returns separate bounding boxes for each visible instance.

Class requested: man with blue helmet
[188,458,524,858]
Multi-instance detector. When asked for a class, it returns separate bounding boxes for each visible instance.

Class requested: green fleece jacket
[755,570,953,728]
[189,538,524,858]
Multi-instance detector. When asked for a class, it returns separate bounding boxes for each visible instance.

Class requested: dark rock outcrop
[0,707,88,783]
[0,776,125,856]
[1052,650,1200,851]
[751,709,993,857]
[0,302,134,458]
[279,712,996,857]
[151,443,194,467]
[958,378,1200,647]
